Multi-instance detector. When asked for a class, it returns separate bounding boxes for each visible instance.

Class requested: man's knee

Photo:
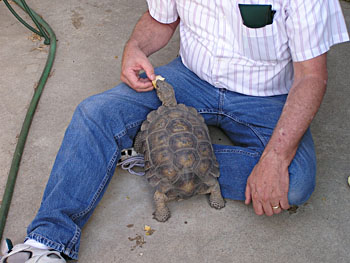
[288,162,316,205]
[287,130,316,206]
[288,180,315,205]
[74,95,108,124]
[75,83,130,121]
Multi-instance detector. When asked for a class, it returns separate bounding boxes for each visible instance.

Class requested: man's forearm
[245,54,328,215]
[263,58,328,165]
[127,11,179,57]
[120,12,179,91]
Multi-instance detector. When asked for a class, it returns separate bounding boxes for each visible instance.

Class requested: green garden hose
[0,0,56,241]
[3,0,50,44]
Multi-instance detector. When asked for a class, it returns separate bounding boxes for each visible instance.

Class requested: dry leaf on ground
[128,234,146,251]
[144,225,155,236]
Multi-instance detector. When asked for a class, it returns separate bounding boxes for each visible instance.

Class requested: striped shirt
[146,0,349,96]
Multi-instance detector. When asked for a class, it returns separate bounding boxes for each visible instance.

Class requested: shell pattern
[137,103,220,199]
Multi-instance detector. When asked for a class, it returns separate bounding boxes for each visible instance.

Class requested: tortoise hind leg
[208,181,225,209]
[153,190,171,222]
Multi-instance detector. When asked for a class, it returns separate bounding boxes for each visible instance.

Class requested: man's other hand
[245,151,290,216]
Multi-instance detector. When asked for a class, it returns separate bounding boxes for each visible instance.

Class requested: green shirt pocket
[238,4,276,29]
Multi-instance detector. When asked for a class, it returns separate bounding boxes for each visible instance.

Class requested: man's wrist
[125,38,140,50]
[260,145,295,167]
[126,38,152,57]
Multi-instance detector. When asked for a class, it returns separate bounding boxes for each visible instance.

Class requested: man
[1,0,349,262]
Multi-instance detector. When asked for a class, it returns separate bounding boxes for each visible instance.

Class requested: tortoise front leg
[153,190,171,222]
[209,181,225,209]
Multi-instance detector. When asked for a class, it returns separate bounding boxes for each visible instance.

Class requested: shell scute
[197,141,213,158]
[156,164,180,183]
[167,108,187,119]
[193,126,210,141]
[169,133,197,151]
[196,159,212,176]
[148,130,168,151]
[166,119,192,134]
[174,149,200,170]
[150,147,173,167]
[148,116,168,133]
[177,104,189,112]
[146,110,158,122]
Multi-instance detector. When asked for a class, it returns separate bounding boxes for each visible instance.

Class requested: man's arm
[121,11,179,92]
[245,53,328,216]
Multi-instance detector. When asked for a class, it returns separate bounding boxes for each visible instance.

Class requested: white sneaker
[117,148,145,176]
[1,240,66,263]
[118,148,140,163]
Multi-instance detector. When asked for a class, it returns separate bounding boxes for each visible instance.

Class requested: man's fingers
[128,73,151,88]
[272,207,282,214]
[120,47,155,91]
[245,184,251,205]
[280,197,290,210]
[252,199,264,216]
[138,77,153,86]
[136,86,154,92]
[121,70,153,91]
[261,202,274,216]
[270,201,282,214]
[141,59,156,81]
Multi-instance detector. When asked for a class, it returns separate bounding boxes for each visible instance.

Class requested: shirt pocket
[239,4,276,29]
[240,9,280,63]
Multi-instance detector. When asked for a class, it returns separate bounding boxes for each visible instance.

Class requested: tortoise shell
[135,103,220,199]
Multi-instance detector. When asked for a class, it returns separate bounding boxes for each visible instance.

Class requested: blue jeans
[27,57,316,259]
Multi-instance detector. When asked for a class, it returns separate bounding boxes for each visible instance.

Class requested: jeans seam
[198,109,267,146]
[65,226,81,255]
[214,148,260,157]
[198,109,218,114]
[223,112,268,146]
[70,147,119,221]
[70,120,143,221]
[26,233,79,259]
[114,120,143,139]
[26,233,64,250]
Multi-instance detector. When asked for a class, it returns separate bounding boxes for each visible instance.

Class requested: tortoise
[134,76,225,222]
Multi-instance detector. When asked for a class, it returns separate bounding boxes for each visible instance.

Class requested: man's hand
[120,12,179,92]
[245,151,290,216]
[121,40,155,92]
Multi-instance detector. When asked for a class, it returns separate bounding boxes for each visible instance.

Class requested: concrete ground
[0,0,349,262]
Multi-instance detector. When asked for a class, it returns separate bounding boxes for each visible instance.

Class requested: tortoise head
[153,77,177,107]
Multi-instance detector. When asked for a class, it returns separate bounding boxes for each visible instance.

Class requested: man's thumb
[142,60,155,81]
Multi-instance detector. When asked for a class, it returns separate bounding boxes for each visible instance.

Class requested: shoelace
[117,155,145,176]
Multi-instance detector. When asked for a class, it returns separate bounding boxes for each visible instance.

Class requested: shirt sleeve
[285,0,349,62]
[146,0,178,24]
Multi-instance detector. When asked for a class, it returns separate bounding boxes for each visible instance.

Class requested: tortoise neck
[162,100,177,107]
